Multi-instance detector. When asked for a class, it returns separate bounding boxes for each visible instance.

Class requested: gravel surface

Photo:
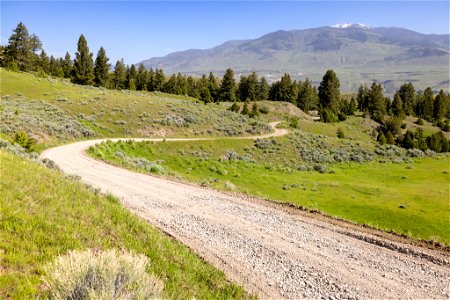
[41,123,449,299]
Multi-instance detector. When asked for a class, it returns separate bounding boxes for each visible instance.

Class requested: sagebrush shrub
[43,249,163,300]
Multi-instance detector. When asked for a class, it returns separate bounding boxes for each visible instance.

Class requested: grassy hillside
[0,69,273,146]
[0,150,249,299]
[89,125,450,245]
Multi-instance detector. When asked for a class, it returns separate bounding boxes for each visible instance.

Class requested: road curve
[41,122,449,299]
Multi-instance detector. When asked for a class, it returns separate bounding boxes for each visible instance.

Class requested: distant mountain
[139,25,450,93]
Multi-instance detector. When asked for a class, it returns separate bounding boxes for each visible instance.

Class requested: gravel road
[41,123,449,299]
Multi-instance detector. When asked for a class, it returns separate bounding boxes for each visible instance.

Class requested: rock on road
[41,124,449,299]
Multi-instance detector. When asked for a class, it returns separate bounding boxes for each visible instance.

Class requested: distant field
[89,132,450,245]
[0,150,249,299]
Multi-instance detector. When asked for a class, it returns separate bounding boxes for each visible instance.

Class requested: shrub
[228,102,240,113]
[377,132,386,145]
[258,105,269,114]
[416,118,424,126]
[289,116,300,129]
[320,109,337,123]
[43,249,163,300]
[337,111,347,121]
[336,128,345,139]
[14,131,36,152]
[313,164,327,174]
[386,131,395,145]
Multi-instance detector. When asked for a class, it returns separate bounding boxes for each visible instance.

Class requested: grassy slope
[89,131,450,245]
[0,69,272,145]
[0,150,249,299]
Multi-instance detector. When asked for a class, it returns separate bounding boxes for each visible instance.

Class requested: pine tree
[199,85,212,104]
[219,68,237,102]
[368,82,386,122]
[112,59,126,89]
[318,70,340,118]
[39,50,50,74]
[250,103,259,118]
[147,68,155,91]
[257,77,269,100]
[269,74,297,104]
[386,131,395,145]
[127,64,137,90]
[62,52,73,78]
[186,76,199,98]
[391,91,405,120]
[207,72,219,101]
[398,83,415,115]
[297,78,318,112]
[4,22,42,71]
[136,64,148,91]
[153,68,165,91]
[377,132,386,145]
[238,75,249,101]
[422,87,434,121]
[71,34,94,85]
[357,84,370,112]
[241,101,250,115]
[93,47,110,87]
[433,90,447,121]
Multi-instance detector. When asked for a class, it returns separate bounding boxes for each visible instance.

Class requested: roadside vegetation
[0,149,249,299]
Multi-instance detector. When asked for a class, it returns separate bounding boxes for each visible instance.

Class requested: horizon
[1,1,449,64]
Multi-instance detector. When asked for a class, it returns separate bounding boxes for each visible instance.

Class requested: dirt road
[41,123,449,299]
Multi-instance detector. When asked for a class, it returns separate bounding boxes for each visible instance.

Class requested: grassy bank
[89,138,450,245]
[0,150,249,299]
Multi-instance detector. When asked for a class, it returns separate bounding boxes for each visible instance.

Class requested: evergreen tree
[153,68,165,91]
[71,34,94,85]
[229,102,240,113]
[4,22,42,71]
[93,47,110,87]
[199,85,212,104]
[147,68,155,91]
[414,128,428,151]
[112,59,126,89]
[401,130,415,149]
[219,68,237,102]
[176,73,188,95]
[246,72,258,101]
[62,52,73,78]
[421,87,434,121]
[257,77,269,100]
[208,72,220,101]
[186,76,199,98]
[127,64,137,90]
[377,132,386,145]
[238,75,249,101]
[391,91,405,120]
[269,73,297,104]
[367,82,386,122]
[357,84,370,112]
[398,83,415,115]
[39,50,50,74]
[249,103,259,118]
[318,69,340,115]
[49,55,63,77]
[386,131,395,145]
[136,64,148,91]
[297,78,318,112]
[241,101,250,115]
[433,90,447,121]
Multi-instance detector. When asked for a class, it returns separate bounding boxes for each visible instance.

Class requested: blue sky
[2,1,449,64]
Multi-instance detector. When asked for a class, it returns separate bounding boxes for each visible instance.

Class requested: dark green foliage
[433,90,448,121]
[289,116,300,129]
[383,118,402,137]
[3,22,42,72]
[297,78,318,112]
[241,101,250,115]
[39,50,50,74]
[416,118,424,126]
[386,131,395,145]
[269,73,297,104]
[336,128,345,139]
[318,70,340,116]
[357,84,369,113]
[136,64,148,91]
[415,87,434,121]
[398,83,415,115]
[219,68,237,102]
[258,105,269,114]
[377,132,386,145]
[426,131,449,153]
[62,52,73,78]
[414,128,428,151]
[367,82,386,123]
[320,108,337,123]
[338,111,347,121]
[208,72,220,102]
[238,72,258,101]
[127,64,138,90]
[391,91,405,120]
[228,102,240,113]
[199,86,212,104]
[112,59,127,89]
[249,103,259,118]
[71,35,94,85]
[257,77,269,100]
[93,47,110,87]
[340,97,356,116]
[153,69,166,92]
[401,130,415,149]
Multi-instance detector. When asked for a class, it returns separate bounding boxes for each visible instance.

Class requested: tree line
[1,22,449,152]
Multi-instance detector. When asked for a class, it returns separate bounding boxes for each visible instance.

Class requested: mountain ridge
[139,26,450,93]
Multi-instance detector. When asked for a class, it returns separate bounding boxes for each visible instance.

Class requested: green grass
[0,68,272,145]
[89,139,450,245]
[0,150,250,299]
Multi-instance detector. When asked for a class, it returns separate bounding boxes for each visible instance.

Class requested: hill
[139,25,450,93]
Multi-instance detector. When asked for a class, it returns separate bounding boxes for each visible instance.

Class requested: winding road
[41,122,449,299]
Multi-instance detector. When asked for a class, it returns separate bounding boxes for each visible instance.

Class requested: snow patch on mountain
[332,23,369,29]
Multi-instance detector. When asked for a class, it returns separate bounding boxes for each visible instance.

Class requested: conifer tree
[93,47,110,87]
[4,22,42,71]
[368,82,386,122]
[433,90,447,121]
[297,78,318,112]
[127,64,137,90]
[241,101,250,115]
[208,72,220,101]
[219,68,237,102]
[257,77,269,100]
[318,69,340,115]
[62,52,73,78]
[422,87,434,121]
[153,68,165,91]
[136,64,148,91]
[391,91,405,120]
[39,50,50,73]
[71,34,94,85]
[112,59,126,89]
[398,83,415,115]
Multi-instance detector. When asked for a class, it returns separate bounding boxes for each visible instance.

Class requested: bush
[258,106,269,114]
[377,132,387,145]
[320,109,337,123]
[416,118,424,126]
[337,111,347,121]
[14,131,36,152]
[288,116,300,129]
[313,164,327,174]
[43,249,163,300]
[336,128,345,139]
